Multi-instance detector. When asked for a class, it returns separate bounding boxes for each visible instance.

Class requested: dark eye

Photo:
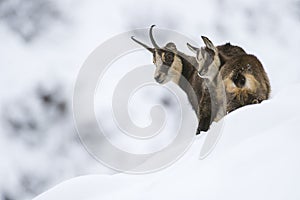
[164,52,174,63]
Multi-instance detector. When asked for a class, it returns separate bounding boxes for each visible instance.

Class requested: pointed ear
[187,43,199,54]
[165,42,177,51]
[201,36,217,51]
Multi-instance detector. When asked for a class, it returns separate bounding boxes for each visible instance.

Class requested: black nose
[155,74,161,81]
[155,74,163,83]
[198,69,206,77]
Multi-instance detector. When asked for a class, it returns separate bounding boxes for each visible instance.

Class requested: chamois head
[187,36,221,81]
[131,25,183,84]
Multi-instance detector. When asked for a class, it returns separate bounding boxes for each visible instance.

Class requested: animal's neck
[177,55,198,90]
[170,56,183,84]
[203,67,226,122]
[175,55,202,114]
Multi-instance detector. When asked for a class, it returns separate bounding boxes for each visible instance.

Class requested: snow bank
[34,83,300,200]
[1,0,300,199]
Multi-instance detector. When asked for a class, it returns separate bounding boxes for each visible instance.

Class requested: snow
[1,0,300,199]
[33,82,300,199]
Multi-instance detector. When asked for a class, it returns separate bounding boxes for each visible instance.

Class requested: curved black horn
[131,36,154,53]
[149,25,160,48]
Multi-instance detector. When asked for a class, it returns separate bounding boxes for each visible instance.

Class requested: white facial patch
[198,47,221,81]
[209,51,221,78]
[153,52,183,85]
[155,52,163,67]
[168,55,183,84]
[154,52,163,78]
[201,64,219,81]
[196,49,205,71]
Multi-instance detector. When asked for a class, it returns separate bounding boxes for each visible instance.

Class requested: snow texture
[34,84,300,200]
[1,0,300,199]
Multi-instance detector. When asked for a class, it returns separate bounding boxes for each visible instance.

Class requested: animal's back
[217,43,247,65]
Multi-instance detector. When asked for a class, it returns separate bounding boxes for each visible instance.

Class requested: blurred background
[1,0,300,199]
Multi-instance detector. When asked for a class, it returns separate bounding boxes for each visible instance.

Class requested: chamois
[131,25,271,134]
[187,36,226,122]
[131,25,212,134]
[187,37,271,114]
[220,54,271,112]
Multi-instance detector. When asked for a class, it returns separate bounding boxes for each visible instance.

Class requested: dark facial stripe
[160,64,169,73]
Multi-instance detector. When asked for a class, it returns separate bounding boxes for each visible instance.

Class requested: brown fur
[219,54,271,112]
[151,42,269,134]
[167,51,213,134]
[203,40,270,114]
[217,43,247,65]
[188,36,271,128]
[132,26,271,135]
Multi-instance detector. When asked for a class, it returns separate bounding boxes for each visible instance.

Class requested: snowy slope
[34,83,300,200]
[1,0,300,199]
